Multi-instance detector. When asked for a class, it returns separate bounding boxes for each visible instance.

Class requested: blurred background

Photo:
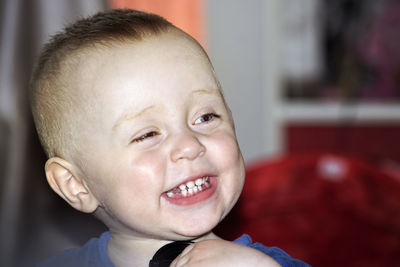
[1,0,400,266]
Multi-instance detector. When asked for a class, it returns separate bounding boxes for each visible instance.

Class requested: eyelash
[131,113,220,143]
[194,113,220,125]
[132,131,158,143]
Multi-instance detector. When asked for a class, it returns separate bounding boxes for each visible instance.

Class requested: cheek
[210,132,243,170]
[208,132,245,189]
[85,150,167,205]
[207,132,245,221]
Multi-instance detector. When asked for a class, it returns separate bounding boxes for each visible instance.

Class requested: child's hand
[170,239,282,267]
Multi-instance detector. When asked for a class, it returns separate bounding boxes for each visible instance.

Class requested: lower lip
[163,177,218,206]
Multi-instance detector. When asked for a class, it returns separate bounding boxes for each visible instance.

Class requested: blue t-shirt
[234,234,309,267]
[38,232,309,267]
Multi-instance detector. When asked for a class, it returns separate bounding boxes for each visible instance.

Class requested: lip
[162,176,218,206]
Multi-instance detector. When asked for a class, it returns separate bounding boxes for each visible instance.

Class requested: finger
[178,242,195,258]
[170,243,195,267]
[170,254,189,267]
[170,252,191,267]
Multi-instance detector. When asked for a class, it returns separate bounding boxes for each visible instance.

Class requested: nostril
[199,148,205,157]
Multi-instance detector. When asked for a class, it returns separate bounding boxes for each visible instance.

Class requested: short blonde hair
[30,9,175,158]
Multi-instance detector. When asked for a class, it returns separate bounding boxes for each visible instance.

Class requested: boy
[30,9,309,267]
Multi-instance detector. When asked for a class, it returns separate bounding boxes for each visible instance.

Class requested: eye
[193,113,220,125]
[132,131,159,143]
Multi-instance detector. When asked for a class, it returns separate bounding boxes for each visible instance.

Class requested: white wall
[206,0,282,162]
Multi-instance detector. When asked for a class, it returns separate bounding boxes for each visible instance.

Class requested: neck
[107,231,220,267]
[107,233,167,267]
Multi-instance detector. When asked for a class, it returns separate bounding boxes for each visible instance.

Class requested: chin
[171,214,222,240]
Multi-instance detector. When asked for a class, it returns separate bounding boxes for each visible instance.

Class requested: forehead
[70,30,221,118]
[74,30,215,90]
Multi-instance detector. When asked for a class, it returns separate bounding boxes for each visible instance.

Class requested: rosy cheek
[209,132,245,207]
[128,150,166,185]
[209,132,244,171]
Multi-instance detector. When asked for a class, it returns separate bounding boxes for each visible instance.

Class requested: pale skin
[44,29,281,266]
[170,239,281,267]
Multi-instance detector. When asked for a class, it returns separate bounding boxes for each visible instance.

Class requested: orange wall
[109,0,205,46]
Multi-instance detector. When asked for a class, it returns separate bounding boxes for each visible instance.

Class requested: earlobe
[45,157,99,213]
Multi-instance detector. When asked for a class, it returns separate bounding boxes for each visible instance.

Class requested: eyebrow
[191,88,219,96]
[111,88,219,131]
[112,105,155,131]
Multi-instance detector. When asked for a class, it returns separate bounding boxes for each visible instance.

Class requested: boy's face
[71,31,245,241]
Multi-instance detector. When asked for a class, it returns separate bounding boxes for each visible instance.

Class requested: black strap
[149,241,193,267]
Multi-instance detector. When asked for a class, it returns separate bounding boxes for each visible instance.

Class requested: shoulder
[37,232,113,267]
[234,234,310,267]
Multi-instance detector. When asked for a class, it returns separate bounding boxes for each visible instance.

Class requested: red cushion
[216,153,400,267]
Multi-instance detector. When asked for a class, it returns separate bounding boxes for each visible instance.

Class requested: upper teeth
[166,177,209,198]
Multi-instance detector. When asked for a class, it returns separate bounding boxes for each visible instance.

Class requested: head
[30,9,245,241]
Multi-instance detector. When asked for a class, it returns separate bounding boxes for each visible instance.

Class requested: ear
[45,157,99,213]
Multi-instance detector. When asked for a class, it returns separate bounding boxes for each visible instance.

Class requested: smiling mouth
[166,177,211,199]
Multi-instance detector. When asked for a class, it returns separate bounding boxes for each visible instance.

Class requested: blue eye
[132,131,158,143]
[194,113,220,125]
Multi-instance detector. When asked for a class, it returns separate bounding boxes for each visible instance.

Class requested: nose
[170,130,206,162]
